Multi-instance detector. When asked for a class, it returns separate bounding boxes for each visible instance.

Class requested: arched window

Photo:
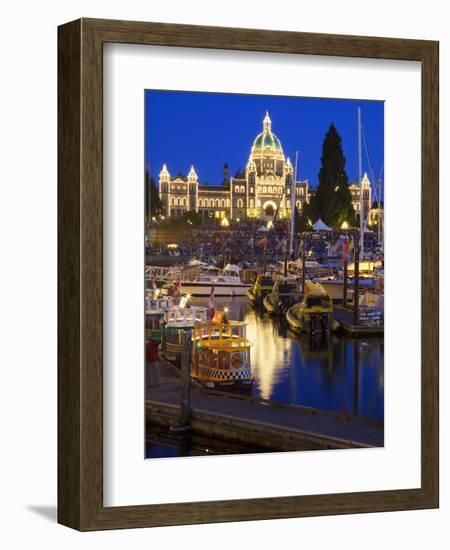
[221,199,225,208]
[215,199,220,207]
[237,199,243,208]
[171,198,175,206]
[183,198,187,206]
[226,198,230,207]
[210,199,214,207]
[299,188,304,196]
[176,198,181,206]
[240,186,245,194]
[198,199,203,207]
[263,186,267,193]
[250,187,254,194]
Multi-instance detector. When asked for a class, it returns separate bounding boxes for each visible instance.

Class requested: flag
[255,237,267,248]
[173,278,181,299]
[209,284,215,319]
[342,237,350,262]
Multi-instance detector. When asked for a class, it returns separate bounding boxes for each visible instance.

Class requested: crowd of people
[146,219,382,267]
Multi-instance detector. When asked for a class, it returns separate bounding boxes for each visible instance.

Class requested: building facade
[158,112,374,225]
[159,112,309,221]
[349,172,372,224]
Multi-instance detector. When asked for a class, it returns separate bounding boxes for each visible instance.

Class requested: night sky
[145,90,384,192]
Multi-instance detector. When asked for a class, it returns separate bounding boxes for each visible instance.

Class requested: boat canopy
[312,218,332,231]
[223,264,241,275]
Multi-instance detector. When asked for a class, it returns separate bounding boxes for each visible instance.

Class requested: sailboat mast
[290,151,299,257]
[358,107,364,258]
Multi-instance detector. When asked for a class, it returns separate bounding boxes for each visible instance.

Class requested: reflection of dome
[250,111,285,161]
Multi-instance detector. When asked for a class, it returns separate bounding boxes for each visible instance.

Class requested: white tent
[312,218,332,231]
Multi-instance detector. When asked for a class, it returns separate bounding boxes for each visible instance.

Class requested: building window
[226,198,230,207]
[299,188,304,196]
[237,199,243,208]
[221,199,225,208]
[250,199,254,208]
[250,186,254,194]
[263,186,267,193]
[240,186,245,194]
[176,198,181,206]
[198,199,203,207]
[183,198,187,206]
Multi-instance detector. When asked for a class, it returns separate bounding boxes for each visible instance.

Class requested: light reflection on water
[192,296,384,421]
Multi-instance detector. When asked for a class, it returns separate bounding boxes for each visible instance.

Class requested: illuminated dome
[251,112,284,158]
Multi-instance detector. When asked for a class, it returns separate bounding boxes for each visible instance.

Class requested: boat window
[306,295,324,307]
[278,283,297,294]
[260,277,273,286]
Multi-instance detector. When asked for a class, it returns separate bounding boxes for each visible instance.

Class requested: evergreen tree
[311,124,355,227]
[145,171,162,219]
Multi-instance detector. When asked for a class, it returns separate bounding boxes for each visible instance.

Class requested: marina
[144,95,384,458]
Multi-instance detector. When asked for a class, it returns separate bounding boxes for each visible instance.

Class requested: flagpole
[358,107,364,259]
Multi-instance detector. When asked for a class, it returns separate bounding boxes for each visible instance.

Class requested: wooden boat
[191,311,253,389]
[286,281,336,335]
[246,274,274,307]
[263,279,300,316]
[162,306,209,363]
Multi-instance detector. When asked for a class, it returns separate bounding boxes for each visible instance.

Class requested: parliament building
[158,112,371,223]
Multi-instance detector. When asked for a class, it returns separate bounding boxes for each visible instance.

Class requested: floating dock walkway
[146,364,384,452]
[334,306,384,338]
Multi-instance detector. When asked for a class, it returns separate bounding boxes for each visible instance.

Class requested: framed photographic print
[58,18,439,530]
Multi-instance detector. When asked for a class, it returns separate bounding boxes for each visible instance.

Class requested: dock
[334,305,384,338]
[146,363,384,452]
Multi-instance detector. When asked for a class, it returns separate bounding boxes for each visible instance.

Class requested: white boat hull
[315,279,375,301]
[181,281,251,297]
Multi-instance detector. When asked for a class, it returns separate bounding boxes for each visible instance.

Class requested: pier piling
[170,330,192,433]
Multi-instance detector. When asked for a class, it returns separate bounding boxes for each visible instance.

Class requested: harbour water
[146,295,384,458]
[192,296,384,421]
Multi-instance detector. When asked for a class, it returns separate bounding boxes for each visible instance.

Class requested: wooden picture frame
[58,18,439,531]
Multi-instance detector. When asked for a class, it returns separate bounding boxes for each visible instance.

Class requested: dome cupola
[250,111,285,161]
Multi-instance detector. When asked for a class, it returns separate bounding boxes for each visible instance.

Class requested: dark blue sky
[145,90,384,190]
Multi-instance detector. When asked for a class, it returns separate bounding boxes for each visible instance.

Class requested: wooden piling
[170,330,192,432]
[301,241,306,294]
[353,244,360,326]
[343,256,348,307]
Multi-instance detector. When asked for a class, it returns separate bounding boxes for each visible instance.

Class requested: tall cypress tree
[145,171,162,219]
[311,123,355,227]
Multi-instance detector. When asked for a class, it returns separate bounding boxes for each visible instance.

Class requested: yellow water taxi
[246,274,274,307]
[286,280,336,335]
[263,279,300,315]
[191,311,253,389]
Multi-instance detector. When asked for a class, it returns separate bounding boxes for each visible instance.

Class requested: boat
[286,280,336,335]
[313,274,376,301]
[145,292,179,343]
[246,274,274,307]
[161,305,209,363]
[191,311,253,389]
[263,279,300,316]
[181,264,252,297]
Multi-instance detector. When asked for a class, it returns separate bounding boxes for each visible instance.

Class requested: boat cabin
[191,313,253,389]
